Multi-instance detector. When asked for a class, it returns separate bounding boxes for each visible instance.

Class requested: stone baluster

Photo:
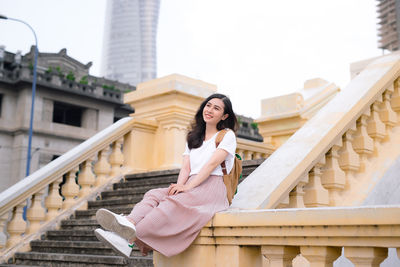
[45,178,63,221]
[26,190,46,234]
[262,153,268,159]
[353,110,374,171]
[344,247,387,267]
[288,174,308,208]
[391,79,400,120]
[321,139,345,206]
[254,152,262,160]
[61,168,80,209]
[367,100,386,155]
[78,157,96,198]
[261,245,300,267]
[276,196,289,209]
[379,89,397,136]
[303,159,329,207]
[109,139,124,177]
[236,149,244,161]
[94,147,111,186]
[0,213,8,250]
[300,246,341,267]
[243,150,253,160]
[338,125,360,191]
[6,202,27,248]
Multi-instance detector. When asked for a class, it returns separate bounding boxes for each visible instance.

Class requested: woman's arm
[177,155,190,185]
[168,148,228,195]
[167,155,190,195]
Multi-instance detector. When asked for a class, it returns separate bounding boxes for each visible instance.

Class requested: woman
[94,93,238,258]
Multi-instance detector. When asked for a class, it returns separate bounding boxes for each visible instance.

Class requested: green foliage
[102,84,115,90]
[237,116,242,125]
[55,66,64,77]
[28,62,33,70]
[79,75,88,85]
[103,84,121,92]
[45,67,52,74]
[250,122,258,130]
[66,71,75,81]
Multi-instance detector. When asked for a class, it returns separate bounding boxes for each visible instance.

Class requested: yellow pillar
[124,74,217,171]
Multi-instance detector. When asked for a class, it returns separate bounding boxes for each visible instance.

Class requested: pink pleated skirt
[126,174,229,257]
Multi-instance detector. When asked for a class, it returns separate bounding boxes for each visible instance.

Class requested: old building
[0,46,134,192]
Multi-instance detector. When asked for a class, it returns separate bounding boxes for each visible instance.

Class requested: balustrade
[0,118,133,254]
[266,76,400,210]
[156,206,400,267]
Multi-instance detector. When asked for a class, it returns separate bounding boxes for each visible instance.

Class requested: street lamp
[0,14,38,176]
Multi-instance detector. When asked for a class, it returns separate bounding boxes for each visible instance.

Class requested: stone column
[344,247,387,267]
[300,246,341,267]
[261,245,299,267]
[124,74,217,171]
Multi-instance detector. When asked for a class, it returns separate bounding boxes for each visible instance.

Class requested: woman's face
[202,98,228,126]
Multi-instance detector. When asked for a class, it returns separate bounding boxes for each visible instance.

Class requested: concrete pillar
[124,74,216,171]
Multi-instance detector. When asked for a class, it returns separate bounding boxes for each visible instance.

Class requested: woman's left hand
[168,183,190,195]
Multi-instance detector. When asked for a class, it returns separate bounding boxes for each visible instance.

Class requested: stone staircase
[1,159,264,267]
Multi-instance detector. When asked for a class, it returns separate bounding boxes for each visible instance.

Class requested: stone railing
[155,205,400,266]
[236,138,274,160]
[0,117,135,260]
[231,52,400,210]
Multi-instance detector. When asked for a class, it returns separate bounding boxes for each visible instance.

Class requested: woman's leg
[125,187,169,225]
[125,188,168,255]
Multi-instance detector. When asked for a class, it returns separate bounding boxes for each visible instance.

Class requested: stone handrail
[231,52,400,209]
[155,205,400,266]
[0,117,134,255]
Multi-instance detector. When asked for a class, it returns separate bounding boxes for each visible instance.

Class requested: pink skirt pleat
[126,174,229,257]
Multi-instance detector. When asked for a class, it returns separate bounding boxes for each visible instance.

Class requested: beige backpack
[215,129,242,205]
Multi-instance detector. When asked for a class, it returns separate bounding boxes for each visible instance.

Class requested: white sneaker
[94,228,132,258]
[96,208,137,241]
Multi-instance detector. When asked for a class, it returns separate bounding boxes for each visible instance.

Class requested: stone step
[14,252,153,266]
[75,207,133,220]
[45,230,98,242]
[113,176,177,190]
[88,196,139,209]
[101,184,170,200]
[29,240,150,257]
[124,169,180,180]
[0,265,41,267]
[60,219,99,230]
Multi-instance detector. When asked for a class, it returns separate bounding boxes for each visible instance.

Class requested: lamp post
[0,14,38,176]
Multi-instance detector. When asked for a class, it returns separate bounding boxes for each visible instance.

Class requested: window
[52,101,83,127]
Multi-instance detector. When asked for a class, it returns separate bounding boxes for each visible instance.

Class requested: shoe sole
[94,230,131,258]
[96,209,136,241]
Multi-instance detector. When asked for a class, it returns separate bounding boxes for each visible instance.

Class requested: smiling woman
[94,93,239,258]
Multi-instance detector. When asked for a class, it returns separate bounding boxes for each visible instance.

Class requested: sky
[0,0,382,118]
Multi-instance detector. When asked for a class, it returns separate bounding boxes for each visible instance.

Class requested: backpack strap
[215,129,229,175]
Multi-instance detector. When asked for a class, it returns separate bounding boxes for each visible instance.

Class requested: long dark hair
[187,93,238,149]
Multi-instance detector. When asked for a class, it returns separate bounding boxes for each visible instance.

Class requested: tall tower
[377,0,400,51]
[101,0,160,86]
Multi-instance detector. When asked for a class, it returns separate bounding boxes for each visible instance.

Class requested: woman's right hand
[167,183,188,195]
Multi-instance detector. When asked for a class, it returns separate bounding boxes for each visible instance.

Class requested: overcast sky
[1,0,381,118]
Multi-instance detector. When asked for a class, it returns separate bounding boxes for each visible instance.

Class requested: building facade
[377,0,400,51]
[101,0,160,86]
[0,46,134,192]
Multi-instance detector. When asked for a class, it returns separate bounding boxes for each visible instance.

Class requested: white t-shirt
[183,130,237,176]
